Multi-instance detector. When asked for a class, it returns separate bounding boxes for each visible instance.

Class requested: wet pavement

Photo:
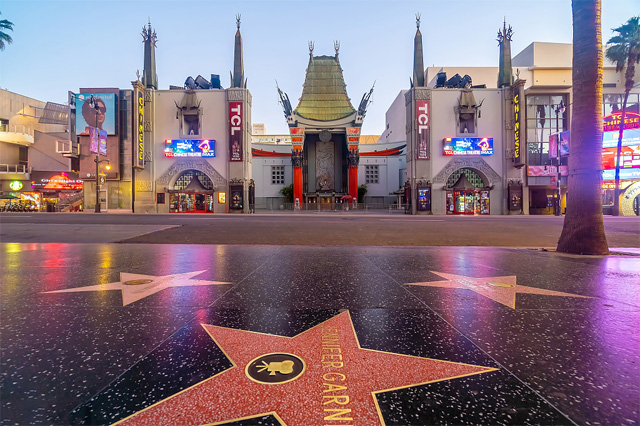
[1,243,639,425]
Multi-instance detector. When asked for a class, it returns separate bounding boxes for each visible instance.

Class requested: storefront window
[526,94,567,166]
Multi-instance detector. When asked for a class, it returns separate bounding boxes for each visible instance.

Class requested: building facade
[384,20,640,216]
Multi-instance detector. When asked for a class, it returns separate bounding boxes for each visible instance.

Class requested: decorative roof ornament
[236,13,241,29]
[416,13,421,29]
[141,19,157,47]
[496,17,513,45]
[334,40,340,57]
[308,41,314,56]
[412,13,425,88]
[276,80,293,120]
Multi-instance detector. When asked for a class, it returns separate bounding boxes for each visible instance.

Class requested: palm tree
[557,0,609,255]
[0,12,14,51]
[605,16,640,216]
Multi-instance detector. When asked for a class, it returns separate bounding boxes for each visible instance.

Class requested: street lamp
[554,99,566,216]
[88,95,106,213]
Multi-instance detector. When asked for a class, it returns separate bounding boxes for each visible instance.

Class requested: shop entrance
[169,170,215,213]
[445,168,490,215]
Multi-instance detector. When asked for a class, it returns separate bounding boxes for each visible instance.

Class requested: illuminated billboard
[603,168,640,181]
[31,171,83,190]
[603,128,640,148]
[164,139,215,157]
[75,93,117,136]
[602,145,640,170]
[443,137,493,156]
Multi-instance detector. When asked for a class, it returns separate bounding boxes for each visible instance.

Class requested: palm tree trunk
[557,0,609,255]
[612,91,629,216]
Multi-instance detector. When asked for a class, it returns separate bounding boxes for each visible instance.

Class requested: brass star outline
[42,270,231,306]
[406,271,591,309]
[112,311,497,425]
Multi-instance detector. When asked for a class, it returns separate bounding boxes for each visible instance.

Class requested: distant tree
[357,184,368,203]
[0,12,14,51]
[279,184,293,203]
[557,0,609,255]
[605,16,640,216]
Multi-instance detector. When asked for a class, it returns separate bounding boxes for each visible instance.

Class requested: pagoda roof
[294,55,356,122]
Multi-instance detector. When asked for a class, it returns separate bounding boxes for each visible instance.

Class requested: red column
[293,147,303,205]
[349,164,358,200]
[348,147,358,201]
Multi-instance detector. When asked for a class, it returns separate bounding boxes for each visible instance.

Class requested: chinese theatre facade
[277,42,374,206]
[132,18,252,214]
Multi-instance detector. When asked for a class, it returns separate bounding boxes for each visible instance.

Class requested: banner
[229,102,243,162]
[416,100,430,160]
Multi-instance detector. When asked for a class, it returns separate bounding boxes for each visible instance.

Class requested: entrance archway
[445,168,490,215]
[169,170,215,213]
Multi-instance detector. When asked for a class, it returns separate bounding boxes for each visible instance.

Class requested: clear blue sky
[1,0,635,135]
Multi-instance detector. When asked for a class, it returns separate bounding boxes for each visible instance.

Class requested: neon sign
[513,89,522,165]
[443,137,494,156]
[603,112,640,133]
[164,139,215,157]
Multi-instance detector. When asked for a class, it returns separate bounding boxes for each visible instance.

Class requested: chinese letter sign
[229,102,243,162]
[134,89,144,169]
[416,100,430,160]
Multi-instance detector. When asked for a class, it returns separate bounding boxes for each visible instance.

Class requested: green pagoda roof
[294,55,356,121]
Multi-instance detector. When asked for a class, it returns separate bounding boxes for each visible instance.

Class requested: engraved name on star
[406,271,590,309]
[42,271,231,306]
[113,311,496,426]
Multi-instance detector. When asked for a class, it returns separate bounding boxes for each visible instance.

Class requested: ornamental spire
[141,19,158,89]
[412,13,425,87]
[231,14,246,88]
[497,18,514,88]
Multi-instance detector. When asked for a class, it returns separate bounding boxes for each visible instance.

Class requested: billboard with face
[75,93,117,135]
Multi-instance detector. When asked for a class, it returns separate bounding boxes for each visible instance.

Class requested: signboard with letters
[229,102,243,161]
[513,88,523,165]
[134,88,145,169]
[416,100,430,160]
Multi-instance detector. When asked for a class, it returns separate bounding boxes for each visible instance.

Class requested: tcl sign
[229,102,243,162]
[416,100,430,160]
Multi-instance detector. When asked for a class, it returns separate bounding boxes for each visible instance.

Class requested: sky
[1,0,636,136]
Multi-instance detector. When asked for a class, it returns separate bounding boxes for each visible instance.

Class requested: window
[526,95,567,166]
[365,165,379,184]
[271,166,285,185]
[604,93,639,116]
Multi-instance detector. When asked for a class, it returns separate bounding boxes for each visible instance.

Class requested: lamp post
[88,95,109,213]
[554,99,566,216]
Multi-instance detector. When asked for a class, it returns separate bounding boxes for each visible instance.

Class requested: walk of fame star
[42,271,231,306]
[113,311,496,426]
[406,271,591,309]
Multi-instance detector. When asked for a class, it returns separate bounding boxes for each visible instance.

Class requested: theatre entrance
[445,168,490,215]
[169,170,214,213]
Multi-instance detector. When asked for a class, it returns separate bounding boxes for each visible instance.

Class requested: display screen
[602,145,640,170]
[443,137,493,155]
[30,171,83,190]
[603,168,640,181]
[164,139,215,157]
[603,128,640,148]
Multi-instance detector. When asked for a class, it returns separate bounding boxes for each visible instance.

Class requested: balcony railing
[0,124,35,136]
[0,164,30,174]
[56,139,79,156]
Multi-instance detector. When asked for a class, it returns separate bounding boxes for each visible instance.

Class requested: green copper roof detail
[294,55,355,121]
